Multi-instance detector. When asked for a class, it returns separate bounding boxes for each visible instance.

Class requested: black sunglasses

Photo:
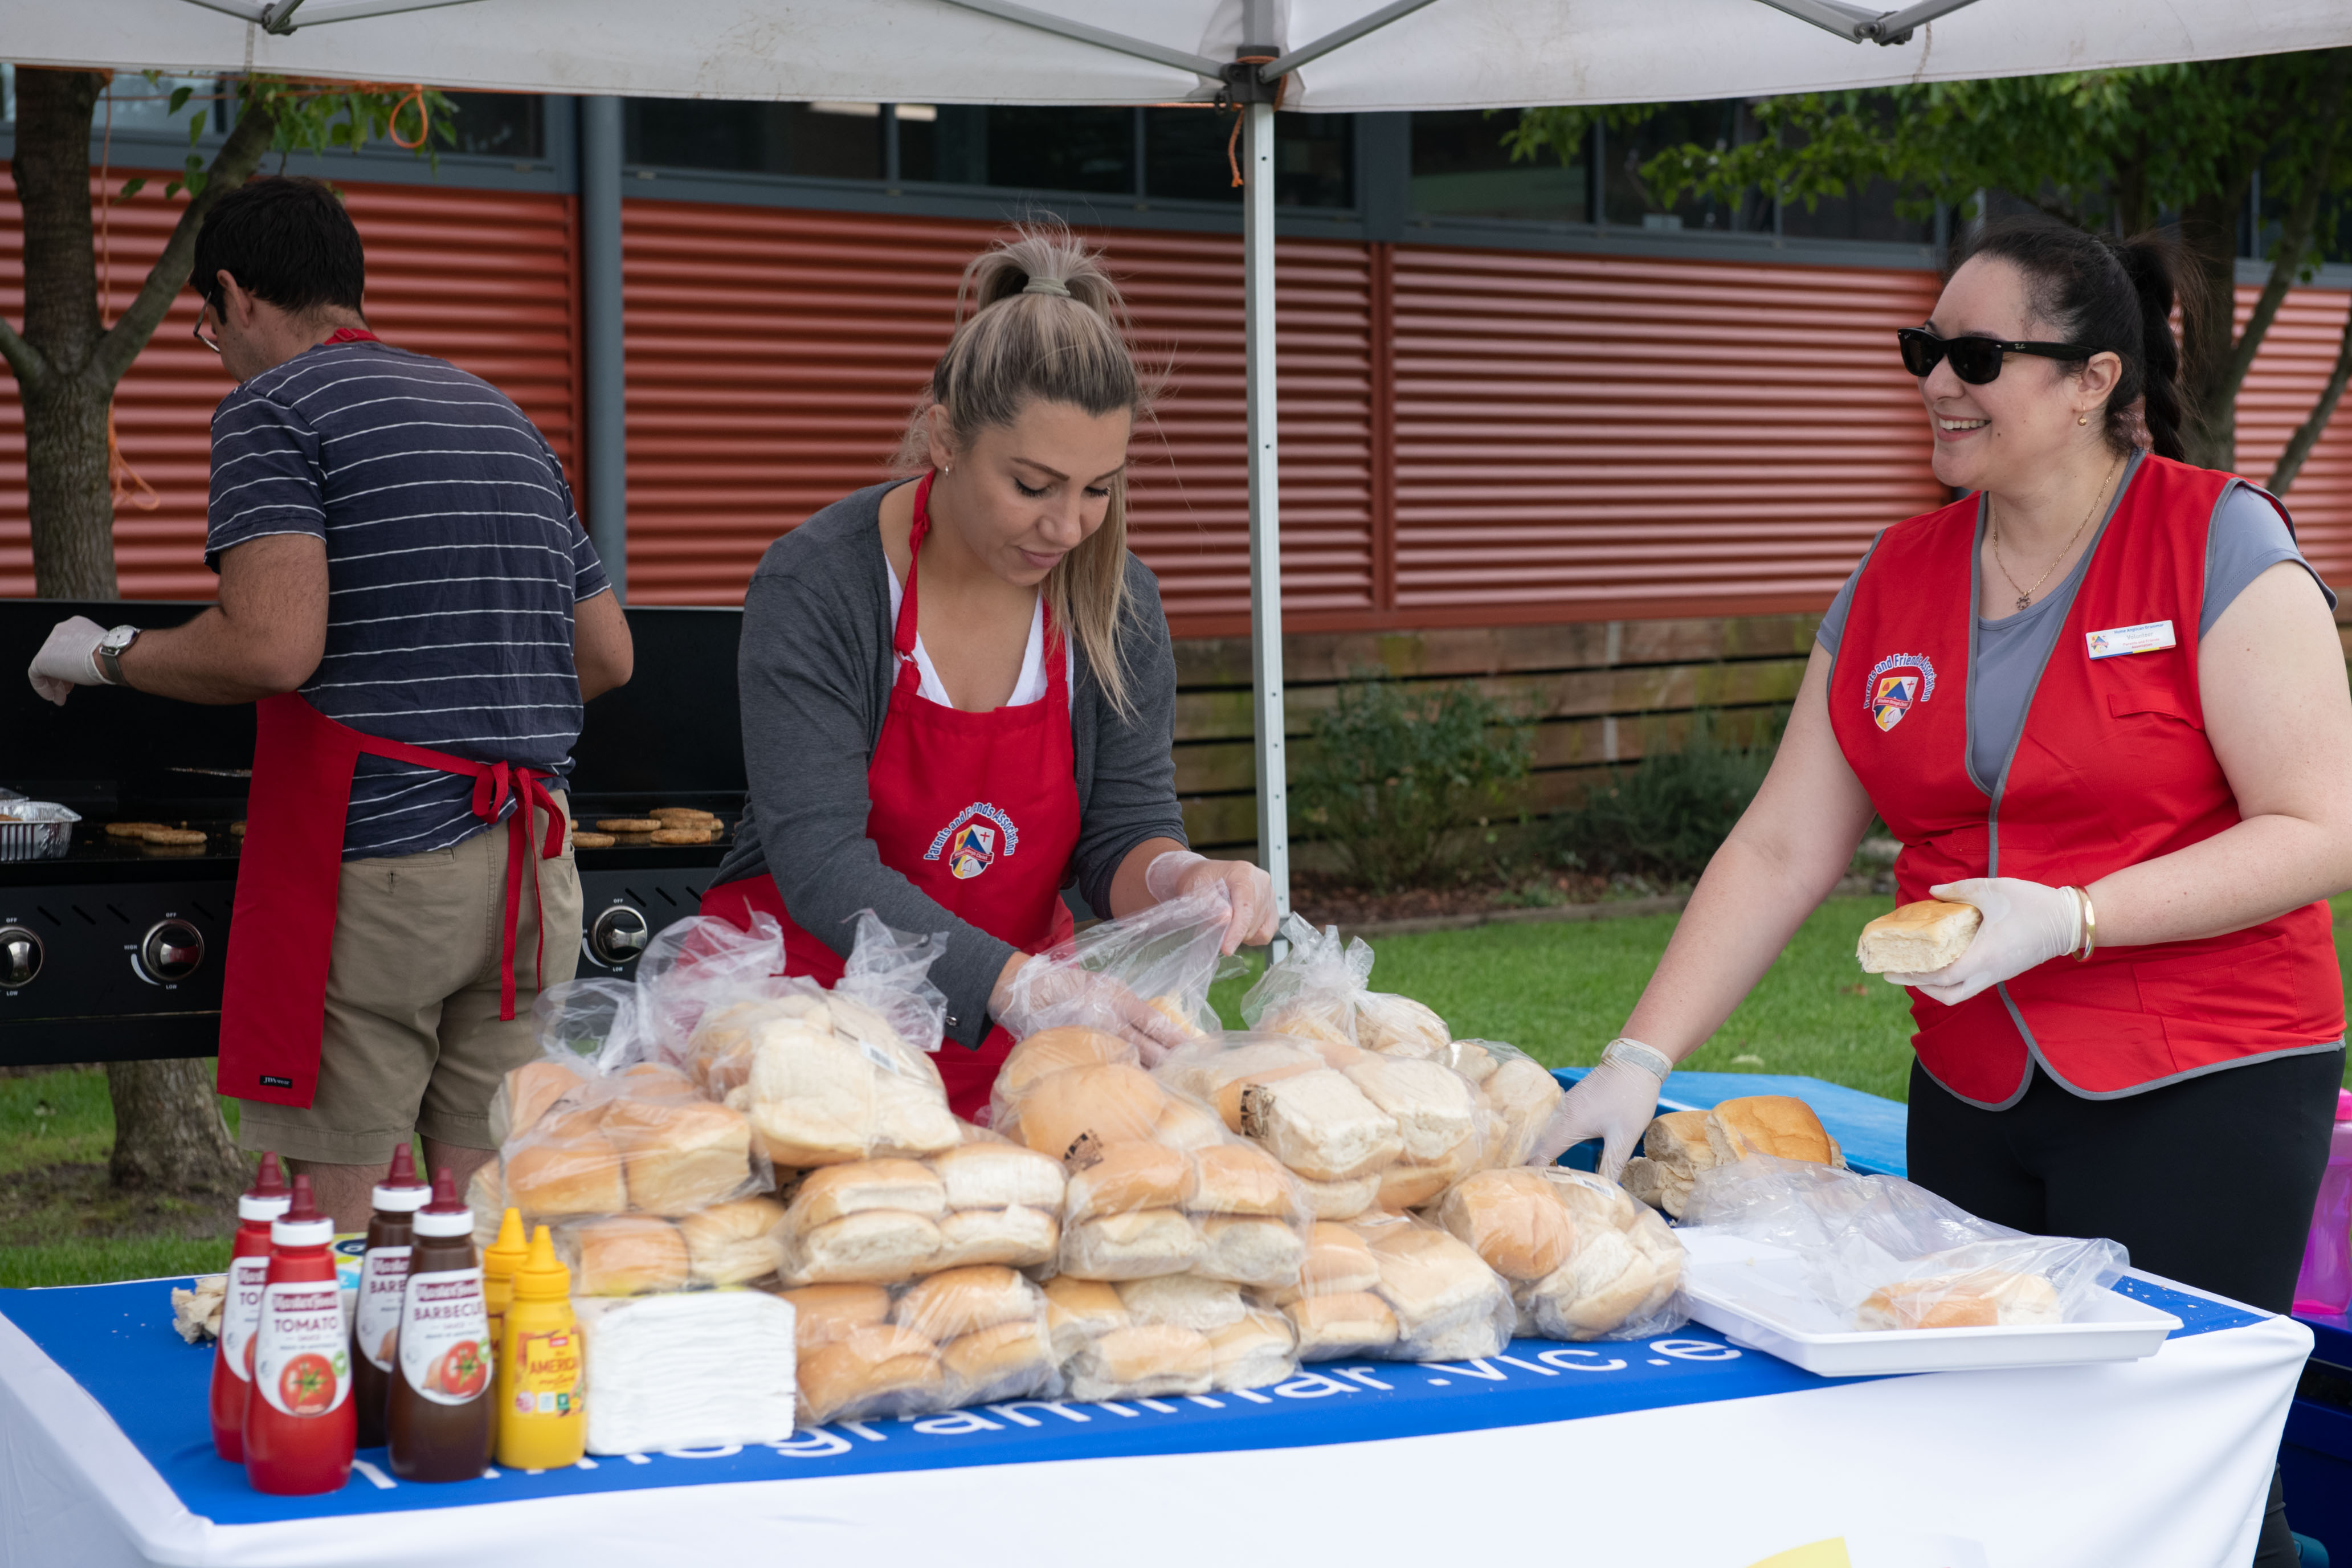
[1897,326,2098,385]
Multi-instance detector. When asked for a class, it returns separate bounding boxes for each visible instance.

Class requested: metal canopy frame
[180,0,486,34]
[1754,0,1978,47]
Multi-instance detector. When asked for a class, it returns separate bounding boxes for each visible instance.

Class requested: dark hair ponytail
[1955,216,2198,462]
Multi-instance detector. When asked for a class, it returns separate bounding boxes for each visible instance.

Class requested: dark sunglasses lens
[1946,339,2004,383]
[1898,332,1942,377]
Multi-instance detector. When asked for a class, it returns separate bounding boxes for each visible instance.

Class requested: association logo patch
[1863,653,1937,733]
[924,802,1020,880]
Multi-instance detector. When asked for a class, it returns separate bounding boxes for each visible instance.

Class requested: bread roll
[1354,993,1450,1058]
[1857,1271,2061,1331]
[798,1325,942,1426]
[1438,1169,1576,1282]
[790,1159,948,1229]
[783,1209,942,1285]
[893,1265,1038,1342]
[1619,1157,1679,1216]
[1016,1064,1169,1162]
[1209,1312,1297,1391]
[940,1318,1055,1403]
[1185,1143,1298,1218]
[1152,1097,1227,1153]
[1062,1324,1215,1401]
[1443,1040,1499,1084]
[1366,1225,1500,1334]
[1238,1068,1403,1182]
[930,1205,1059,1269]
[571,1215,689,1296]
[1212,1063,1320,1132]
[1115,1273,1248,1332]
[929,1142,1066,1211]
[501,1059,589,1141]
[1342,1056,1476,1161]
[995,1026,1131,1103]
[745,1021,882,1167]
[1284,1292,1398,1358]
[1640,1110,1715,1176]
[1065,1142,1190,1221]
[605,1098,755,1216]
[1704,1096,1836,1167]
[778,1283,890,1350]
[1042,1276,1129,1361]
[1268,1221,1383,1307]
[678,1196,785,1286]
[467,1162,506,1252]
[616,1061,699,1096]
[1293,1171,1379,1221]
[1526,1227,1655,1336]
[871,1070,963,1158]
[505,1113,627,1217]
[1260,1005,1355,1052]
[1479,1056,1564,1164]
[1374,1135,1478,1212]
[1061,1208,1204,1281]
[1195,1215,1309,1289]
[1856,898,1981,974]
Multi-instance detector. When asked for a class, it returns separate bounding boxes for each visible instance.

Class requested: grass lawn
[10,893,2350,1289]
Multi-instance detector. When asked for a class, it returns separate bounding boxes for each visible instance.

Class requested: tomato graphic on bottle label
[398,1268,490,1407]
[252,1281,351,1418]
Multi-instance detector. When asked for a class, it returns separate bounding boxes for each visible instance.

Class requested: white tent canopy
[11,0,2349,928]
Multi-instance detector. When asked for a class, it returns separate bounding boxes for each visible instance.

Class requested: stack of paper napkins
[577,1291,797,1455]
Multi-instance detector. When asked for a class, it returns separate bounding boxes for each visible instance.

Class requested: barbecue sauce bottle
[210,1152,289,1462]
[244,1175,356,1496]
[386,1170,493,1481]
[350,1143,431,1448]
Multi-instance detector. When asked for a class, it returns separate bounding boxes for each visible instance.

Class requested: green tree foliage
[1506,51,2352,489]
[1294,675,1533,893]
[1550,709,1781,883]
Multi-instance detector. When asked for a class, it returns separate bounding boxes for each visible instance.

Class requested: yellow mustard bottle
[481,1208,528,1393]
[496,1226,585,1469]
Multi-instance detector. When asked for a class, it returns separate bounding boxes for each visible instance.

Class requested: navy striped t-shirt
[204,338,610,859]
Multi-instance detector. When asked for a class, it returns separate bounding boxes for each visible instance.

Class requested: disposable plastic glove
[1882,876,2082,1007]
[990,954,1196,1067]
[1145,848,1277,953]
[1524,1050,1666,1180]
[27,615,108,705]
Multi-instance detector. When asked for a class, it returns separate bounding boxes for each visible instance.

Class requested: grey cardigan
[713,480,1189,1048]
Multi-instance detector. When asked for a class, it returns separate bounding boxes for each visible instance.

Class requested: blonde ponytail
[895,219,1157,718]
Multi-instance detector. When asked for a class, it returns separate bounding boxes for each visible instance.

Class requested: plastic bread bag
[927,1137,1068,1272]
[1239,914,1372,1050]
[775,1264,1057,1426]
[1040,1272,1298,1399]
[1428,1167,1687,1342]
[1621,1096,1846,1219]
[1439,1038,1564,1169]
[992,889,1235,1060]
[1268,1208,1514,1363]
[634,910,793,1077]
[1679,1154,2128,1330]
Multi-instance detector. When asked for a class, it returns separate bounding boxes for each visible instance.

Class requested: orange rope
[1224,58,1285,189]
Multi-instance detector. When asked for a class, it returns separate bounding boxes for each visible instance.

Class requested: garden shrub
[1551,708,1783,881]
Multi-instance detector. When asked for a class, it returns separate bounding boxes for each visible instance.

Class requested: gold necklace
[1989,454,2124,612]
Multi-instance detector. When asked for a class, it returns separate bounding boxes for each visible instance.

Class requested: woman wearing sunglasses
[1537,213,2347,1566]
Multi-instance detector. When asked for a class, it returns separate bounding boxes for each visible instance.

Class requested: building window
[1408,109,1587,223]
[625,99,883,181]
[1602,101,1771,232]
[440,93,546,161]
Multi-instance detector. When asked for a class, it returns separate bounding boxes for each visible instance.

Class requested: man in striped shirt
[28,177,632,1227]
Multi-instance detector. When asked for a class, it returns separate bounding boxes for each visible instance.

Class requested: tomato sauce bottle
[244,1175,356,1496]
[210,1152,289,1463]
[350,1144,431,1448]
[496,1226,585,1471]
[386,1169,493,1481]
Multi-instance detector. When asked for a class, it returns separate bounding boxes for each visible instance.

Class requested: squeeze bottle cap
[2335,1089,2351,1122]
[370,1142,431,1212]
[270,1174,334,1247]
[238,1151,292,1222]
[483,1207,529,1279]
[411,1167,475,1238]
[513,1225,571,1301]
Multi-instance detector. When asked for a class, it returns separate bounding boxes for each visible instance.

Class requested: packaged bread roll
[564,1214,691,1296]
[1042,1275,1130,1362]
[1436,1168,1576,1283]
[1359,1217,1513,1360]
[994,1026,1134,1106]
[1114,1273,1248,1333]
[1292,1171,1379,1221]
[939,1316,1057,1406]
[1342,1056,1478,1163]
[777,1157,950,1285]
[1267,1222,1383,1308]
[492,1057,591,1145]
[1207,1312,1298,1392]
[730,998,959,1169]
[1473,1048,1566,1169]
[777,1283,892,1350]
[1856,1269,2061,1331]
[798,1325,944,1426]
[1515,1167,1686,1341]
[1063,1323,1215,1402]
[892,1265,1041,1344]
[930,1206,1060,1270]
[504,1108,627,1218]
[1010,1064,1169,1164]
[1283,1292,1398,1359]
[929,1142,1066,1211]
[603,1096,759,1216]
[679,1196,786,1286]
[1353,991,1451,1059]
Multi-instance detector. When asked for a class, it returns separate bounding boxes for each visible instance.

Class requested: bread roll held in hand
[1856,899,1982,974]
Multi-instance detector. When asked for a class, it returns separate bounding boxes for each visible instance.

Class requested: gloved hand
[1883,876,2083,1007]
[1524,1046,1668,1180]
[27,615,108,705]
[990,954,1196,1067]
[1145,848,1277,953]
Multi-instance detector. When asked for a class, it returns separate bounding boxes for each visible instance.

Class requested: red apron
[1831,454,2344,1108]
[701,472,1080,1121]
[217,692,565,1108]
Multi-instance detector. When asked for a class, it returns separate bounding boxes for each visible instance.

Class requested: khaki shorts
[238,791,582,1165]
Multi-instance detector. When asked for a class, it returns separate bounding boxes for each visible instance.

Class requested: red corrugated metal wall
[2233,285,2352,577]
[620,203,1374,622]
[0,175,578,598]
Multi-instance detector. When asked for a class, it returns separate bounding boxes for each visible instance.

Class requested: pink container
[2292,1088,2352,1318]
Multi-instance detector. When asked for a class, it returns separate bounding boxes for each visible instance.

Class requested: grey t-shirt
[1818,456,2336,787]
[712,481,1190,1049]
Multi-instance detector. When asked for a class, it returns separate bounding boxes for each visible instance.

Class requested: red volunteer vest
[1831,454,2343,1108]
[701,472,1081,1121]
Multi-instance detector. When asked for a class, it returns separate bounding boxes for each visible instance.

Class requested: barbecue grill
[0,599,745,1069]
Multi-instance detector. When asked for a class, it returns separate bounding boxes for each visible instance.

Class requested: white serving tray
[1676,1228,2182,1378]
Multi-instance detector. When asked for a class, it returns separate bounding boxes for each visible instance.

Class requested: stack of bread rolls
[684,989,962,1169]
[1264,1209,1516,1362]
[1620,1095,1845,1218]
[1040,1275,1298,1398]
[1434,1167,1684,1341]
[773,1136,1070,1287]
[778,1263,1060,1426]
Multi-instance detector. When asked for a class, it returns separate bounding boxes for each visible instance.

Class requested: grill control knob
[0,926,40,987]
[139,918,206,984]
[589,905,650,967]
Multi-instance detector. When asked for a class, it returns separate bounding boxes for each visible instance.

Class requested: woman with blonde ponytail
[701,220,1276,1116]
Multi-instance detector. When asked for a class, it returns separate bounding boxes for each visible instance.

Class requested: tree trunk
[2270,299,2352,496]
[24,371,117,598]
[105,1059,251,1197]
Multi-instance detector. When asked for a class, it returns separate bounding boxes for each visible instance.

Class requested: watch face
[103,626,137,651]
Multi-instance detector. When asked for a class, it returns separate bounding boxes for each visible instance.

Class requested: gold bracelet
[2072,886,2097,961]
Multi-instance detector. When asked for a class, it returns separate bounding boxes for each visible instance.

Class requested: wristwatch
[94,624,140,687]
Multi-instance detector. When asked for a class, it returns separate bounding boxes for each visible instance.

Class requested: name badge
[2086,620,2177,660]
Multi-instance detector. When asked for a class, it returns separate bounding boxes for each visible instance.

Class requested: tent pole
[1243,94,1289,946]
[581,95,628,601]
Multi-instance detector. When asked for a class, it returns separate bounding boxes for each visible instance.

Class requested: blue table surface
[1552,1068,1910,1177]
